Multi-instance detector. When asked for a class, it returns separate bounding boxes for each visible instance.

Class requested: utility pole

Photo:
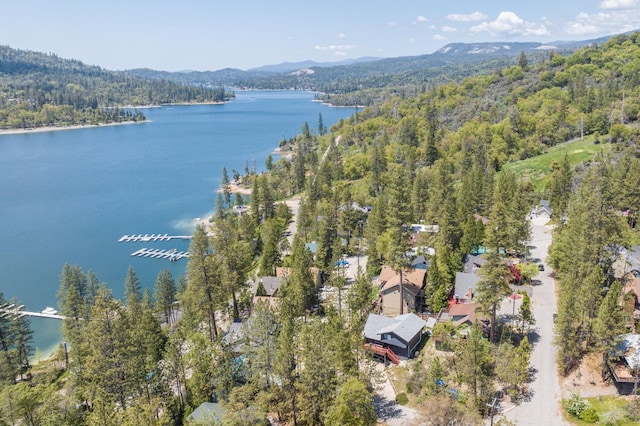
[487,395,498,426]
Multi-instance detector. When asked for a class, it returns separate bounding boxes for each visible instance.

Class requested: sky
[1,0,639,72]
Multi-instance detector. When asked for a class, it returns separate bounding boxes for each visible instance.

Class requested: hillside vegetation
[2,32,640,425]
[0,46,230,130]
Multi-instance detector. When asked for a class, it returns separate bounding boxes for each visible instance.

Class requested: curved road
[501,217,567,425]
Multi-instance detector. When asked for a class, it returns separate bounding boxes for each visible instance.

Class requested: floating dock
[0,304,65,320]
[131,248,189,261]
[118,234,192,243]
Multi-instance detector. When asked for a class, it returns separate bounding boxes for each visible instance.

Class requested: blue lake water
[0,91,353,355]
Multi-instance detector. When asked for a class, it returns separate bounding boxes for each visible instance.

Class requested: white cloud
[416,15,428,23]
[447,11,487,22]
[387,21,397,27]
[337,33,346,39]
[565,10,639,35]
[470,11,549,37]
[433,34,446,41]
[599,0,638,9]
[565,12,603,35]
[442,26,457,32]
[314,44,357,51]
[334,51,347,57]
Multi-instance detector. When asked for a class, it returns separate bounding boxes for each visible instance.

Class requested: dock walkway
[131,248,189,261]
[118,234,192,243]
[0,304,65,320]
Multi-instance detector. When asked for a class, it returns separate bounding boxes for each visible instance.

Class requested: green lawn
[502,136,613,192]
[566,395,639,425]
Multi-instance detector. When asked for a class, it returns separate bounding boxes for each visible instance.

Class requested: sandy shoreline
[0,120,145,136]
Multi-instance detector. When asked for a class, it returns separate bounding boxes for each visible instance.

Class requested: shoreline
[0,120,146,136]
[0,100,231,136]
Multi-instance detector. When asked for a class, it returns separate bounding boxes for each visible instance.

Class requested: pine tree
[183,224,221,341]
[547,154,572,219]
[518,51,528,70]
[592,280,625,352]
[454,324,495,413]
[222,166,231,208]
[243,299,279,389]
[296,320,337,425]
[124,265,142,311]
[154,268,176,326]
[476,251,511,343]
[318,112,326,136]
[325,377,375,426]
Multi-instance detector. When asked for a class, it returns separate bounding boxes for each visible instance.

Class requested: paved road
[501,218,567,425]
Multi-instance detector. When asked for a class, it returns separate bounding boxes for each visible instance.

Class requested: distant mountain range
[248,57,382,74]
[124,32,627,90]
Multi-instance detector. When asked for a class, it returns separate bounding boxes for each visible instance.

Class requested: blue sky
[1,0,639,71]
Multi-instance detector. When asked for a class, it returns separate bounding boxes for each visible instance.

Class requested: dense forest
[2,31,640,425]
[0,46,230,130]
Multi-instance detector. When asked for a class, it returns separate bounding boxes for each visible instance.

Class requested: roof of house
[439,302,476,326]
[463,254,487,274]
[614,334,640,369]
[473,213,490,225]
[363,313,427,346]
[379,265,426,294]
[411,255,430,270]
[190,402,226,423]
[222,320,244,346]
[454,272,480,300]
[531,200,553,216]
[252,276,284,297]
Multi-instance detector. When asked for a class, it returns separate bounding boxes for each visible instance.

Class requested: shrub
[395,392,409,405]
[579,406,599,423]
[566,392,589,417]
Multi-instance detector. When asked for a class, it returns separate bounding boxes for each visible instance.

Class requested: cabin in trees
[530,200,552,219]
[453,272,480,304]
[363,313,427,359]
[439,302,476,327]
[252,276,284,297]
[607,334,640,394]
[376,265,426,316]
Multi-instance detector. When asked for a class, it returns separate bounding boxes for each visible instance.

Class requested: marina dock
[131,248,189,261]
[118,234,192,243]
[0,304,65,320]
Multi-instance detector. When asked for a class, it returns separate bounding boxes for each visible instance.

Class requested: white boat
[41,306,58,315]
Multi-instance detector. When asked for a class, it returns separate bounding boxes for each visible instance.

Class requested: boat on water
[41,306,58,315]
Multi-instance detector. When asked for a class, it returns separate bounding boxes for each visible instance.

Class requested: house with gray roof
[454,272,480,303]
[252,276,284,297]
[363,313,427,358]
[463,254,487,274]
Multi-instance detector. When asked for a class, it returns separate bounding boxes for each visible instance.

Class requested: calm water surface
[0,91,353,354]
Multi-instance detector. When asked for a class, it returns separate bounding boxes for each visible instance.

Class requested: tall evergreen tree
[183,224,221,341]
[476,251,511,343]
[154,268,177,326]
[222,166,232,208]
[547,154,572,220]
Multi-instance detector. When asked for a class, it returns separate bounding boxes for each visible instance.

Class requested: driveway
[500,218,568,425]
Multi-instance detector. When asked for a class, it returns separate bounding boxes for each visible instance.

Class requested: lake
[0,91,354,355]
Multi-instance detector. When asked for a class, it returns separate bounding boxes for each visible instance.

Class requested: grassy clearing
[565,395,639,426]
[503,136,613,192]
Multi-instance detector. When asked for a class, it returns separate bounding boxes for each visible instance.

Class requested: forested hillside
[126,34,614,108]
[0,46,230,130]
[2,32,640,425]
